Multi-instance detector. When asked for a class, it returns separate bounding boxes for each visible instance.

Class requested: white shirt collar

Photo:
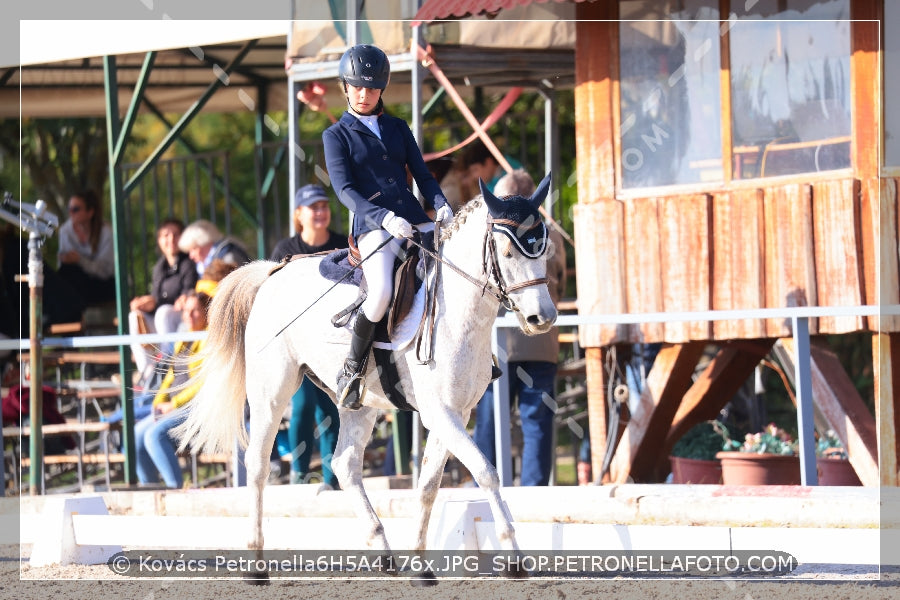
[351,111,381,139]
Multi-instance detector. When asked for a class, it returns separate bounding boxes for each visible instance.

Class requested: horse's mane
[440,196,482,242]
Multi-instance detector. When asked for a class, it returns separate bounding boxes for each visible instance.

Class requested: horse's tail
[174,260,274,455]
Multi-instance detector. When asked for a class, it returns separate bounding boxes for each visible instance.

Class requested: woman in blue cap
[271,183,347,259]
[270,183,346,487]
[323,44,453,410]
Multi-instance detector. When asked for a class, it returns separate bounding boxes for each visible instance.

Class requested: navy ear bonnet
[479,174,551,258]
[490,205,548,258]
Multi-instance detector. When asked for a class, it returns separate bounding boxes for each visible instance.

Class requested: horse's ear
[529,173,552,209]
[479,178,503,216]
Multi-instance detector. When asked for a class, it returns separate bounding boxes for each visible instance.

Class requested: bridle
[481,217,549,312]
[409,215,548,313]
[266,214,549,353]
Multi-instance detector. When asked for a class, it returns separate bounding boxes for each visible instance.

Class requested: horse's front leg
[424,404,522,559]
[412,433,449,551]
[331,407,390,551]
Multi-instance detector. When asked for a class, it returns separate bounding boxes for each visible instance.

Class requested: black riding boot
[336,312,377,410]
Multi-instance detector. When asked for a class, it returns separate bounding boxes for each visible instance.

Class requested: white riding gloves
[382,212,414,239]
[435,204,454,224]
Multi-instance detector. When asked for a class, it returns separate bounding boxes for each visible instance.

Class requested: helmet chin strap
[346,97,384,117]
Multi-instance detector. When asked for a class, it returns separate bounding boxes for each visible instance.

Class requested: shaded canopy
[4,20,290,118]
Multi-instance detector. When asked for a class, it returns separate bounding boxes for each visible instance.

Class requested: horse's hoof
[502,565,530,579]
[497,565,531,579]
[410,570,438,587]
[242,570,270,585]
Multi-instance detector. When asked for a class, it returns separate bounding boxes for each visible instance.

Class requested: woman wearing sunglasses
[57,188,116,305]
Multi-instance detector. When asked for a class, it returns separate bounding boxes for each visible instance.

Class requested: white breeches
[357,222,433,322]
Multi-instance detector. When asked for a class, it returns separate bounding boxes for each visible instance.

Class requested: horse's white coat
[175,191,557,560]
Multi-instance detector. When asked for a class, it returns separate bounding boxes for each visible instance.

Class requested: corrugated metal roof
[413,0,582,24]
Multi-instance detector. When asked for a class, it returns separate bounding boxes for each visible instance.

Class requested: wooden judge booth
[416,0,895,487]
[569,2,893,487]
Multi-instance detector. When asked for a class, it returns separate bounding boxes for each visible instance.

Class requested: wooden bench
[22,453,125,466]
[74,386,122,422]
[48,321,84,336]
[185,452,233,487]
[4,420,119,491]
[61,351,122,365]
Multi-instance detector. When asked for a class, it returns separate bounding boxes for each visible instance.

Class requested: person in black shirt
[128,218,198,376]
[271,184,347,259]
[270,183,346,488]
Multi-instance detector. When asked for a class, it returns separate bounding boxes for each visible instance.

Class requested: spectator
[133,290,210,488]
[440,139,524,214]
[178,219,250,277]
[471,169,567,486]
[270,184,346,259]
[194,258,239,298]
[1,223,83,339]
[57,189,116,306]
[128,219,198,376]
[270,183,346,488]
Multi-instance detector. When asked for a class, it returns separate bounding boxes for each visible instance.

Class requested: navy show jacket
[323,111,448,240]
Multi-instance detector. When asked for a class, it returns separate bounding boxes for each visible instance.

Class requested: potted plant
[716,423,801,485]
[668,421,728,484]
[816,430,862,486]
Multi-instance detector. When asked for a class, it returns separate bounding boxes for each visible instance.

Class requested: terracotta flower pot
[716,451,801,485]
[816,457,862,486]
[669,456,722,484]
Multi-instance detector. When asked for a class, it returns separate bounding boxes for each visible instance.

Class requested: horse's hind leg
[331,407,391,550]
[245,378,295,552]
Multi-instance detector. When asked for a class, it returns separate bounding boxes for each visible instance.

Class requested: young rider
[323,44,453,410]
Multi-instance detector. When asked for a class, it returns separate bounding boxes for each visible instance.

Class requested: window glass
[886,0,900,166]
[729,0,851,179]
[618,1,722,189]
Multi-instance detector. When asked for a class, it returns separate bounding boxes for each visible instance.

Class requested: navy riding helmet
[338,44,391,91]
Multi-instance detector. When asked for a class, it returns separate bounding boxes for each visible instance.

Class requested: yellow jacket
[152,339,206,409]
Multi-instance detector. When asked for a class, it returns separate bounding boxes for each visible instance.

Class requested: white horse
[175,175,558,573]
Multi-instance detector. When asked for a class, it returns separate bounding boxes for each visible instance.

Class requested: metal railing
[490,304,895,488]
[2,305,893,493]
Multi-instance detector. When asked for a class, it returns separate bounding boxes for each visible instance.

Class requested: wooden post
[574,3,617,201]
[876,332,900,485]
[575,3,620,486]
[610,342,706,483]
[585,347,609,484]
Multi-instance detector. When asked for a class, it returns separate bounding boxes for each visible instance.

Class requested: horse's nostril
[526,314,542,326]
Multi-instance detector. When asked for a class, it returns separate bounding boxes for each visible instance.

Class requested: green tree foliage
[0,117,109,218]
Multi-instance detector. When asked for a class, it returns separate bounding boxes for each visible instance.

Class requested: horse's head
[479,173,558,335]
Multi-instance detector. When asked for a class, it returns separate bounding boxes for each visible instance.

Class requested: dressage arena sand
[3,544,895,600]
[3,484,897,598]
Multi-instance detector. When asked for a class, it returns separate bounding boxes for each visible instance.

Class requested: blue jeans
[102,393,154,424]
[473,361,557,486]
[288,377,339,487]
[135,408,188,488]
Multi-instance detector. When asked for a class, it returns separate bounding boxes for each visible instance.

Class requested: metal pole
[542,86,559,219]
[491,326,513,486]
[792,316,818,485]
[27,230,44,495]
[104,54,137,485]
